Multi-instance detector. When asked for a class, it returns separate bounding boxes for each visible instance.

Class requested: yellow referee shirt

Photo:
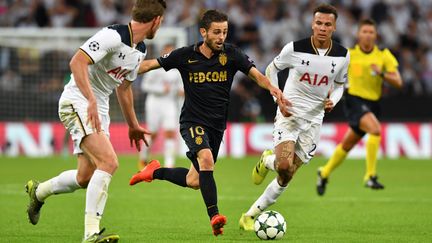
[347,45,399,101]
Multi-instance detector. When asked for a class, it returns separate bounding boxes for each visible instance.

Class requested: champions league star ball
[254,210,286,240]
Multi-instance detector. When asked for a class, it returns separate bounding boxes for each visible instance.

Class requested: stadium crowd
[0,0,430,122]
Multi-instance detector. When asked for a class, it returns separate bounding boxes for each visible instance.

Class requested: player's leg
[195,148,226,236]
[26,102,91,225]
[162,101,178,168]
[359,112,384,189]
[139,100,159,168]
[317,128,363,195]
[26,160,85,225]
[80,133,119,241]
[241,141,302,231]
[130,123,194,188]
[252,149,275,185]
[163,130,177,168]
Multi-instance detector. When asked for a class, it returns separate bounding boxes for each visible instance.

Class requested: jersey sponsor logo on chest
[189,71,227,83]
[299,72,329,86]
[107,67,131,81]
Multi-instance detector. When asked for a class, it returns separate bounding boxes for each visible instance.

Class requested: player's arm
[116,80,151,150]
[325,51,350,113]
[371,64,403,89]
[248,66,291,117]
[371,49,403,89]
[324,83,344,113]
[69,50,101,132]
[138,59,161,74]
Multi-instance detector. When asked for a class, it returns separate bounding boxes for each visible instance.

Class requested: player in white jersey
[239,4,350,231]
[139,44,183,168]
[25,1,166,242]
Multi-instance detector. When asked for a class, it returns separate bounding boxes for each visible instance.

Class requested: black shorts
[343,93,381,136]
[180,122,224,172]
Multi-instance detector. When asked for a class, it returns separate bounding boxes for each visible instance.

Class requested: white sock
[36,170,81,202]
[245,178,287,217]
[84,169,112,239]
[85,214,101,239]
[139,138,151,162]
[264,154,276,171]
[164,138,176,167]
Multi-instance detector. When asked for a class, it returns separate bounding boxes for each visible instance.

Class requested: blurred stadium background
[0,0,430,159]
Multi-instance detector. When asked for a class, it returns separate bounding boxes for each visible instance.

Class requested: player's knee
[98,155,119,174]
[186,177,200,190]
[198,157,214,171]
[369,126,381,136]
[341,142,355,151]
[277,163,294,183]
[76,174,92,188]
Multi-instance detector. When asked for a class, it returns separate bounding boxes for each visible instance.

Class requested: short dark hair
[358,18,377,28]
[199,10,228,30]
[132,0,166,23]
[313,4,338,20]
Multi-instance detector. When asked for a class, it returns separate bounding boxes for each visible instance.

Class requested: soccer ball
[254,210,286,240]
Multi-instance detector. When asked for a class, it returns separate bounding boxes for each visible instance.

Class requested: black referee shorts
[180,122,224,172]
[343,93,381,137]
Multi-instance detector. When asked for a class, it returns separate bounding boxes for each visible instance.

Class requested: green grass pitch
[1,155,431,242]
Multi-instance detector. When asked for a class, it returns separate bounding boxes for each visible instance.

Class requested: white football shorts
[58,99,110,154]
[273,114,321,163]
[145,97,178,132]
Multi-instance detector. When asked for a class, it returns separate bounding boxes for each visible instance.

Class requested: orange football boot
[129,160,161,185]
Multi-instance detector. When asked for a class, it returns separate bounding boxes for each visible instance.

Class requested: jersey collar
[310,36,333,56]
[128,22,134,47]
[356,44,377,54]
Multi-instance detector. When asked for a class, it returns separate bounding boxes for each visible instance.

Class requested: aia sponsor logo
[299,72,328,86]
[107,67,130,81]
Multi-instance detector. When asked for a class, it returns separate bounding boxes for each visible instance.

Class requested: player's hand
[269,86,290,106]
[128,126,152,151]
[277,98,292,117]
[87,99,101,133]
[270,86,292,117]
[324,98,334,113]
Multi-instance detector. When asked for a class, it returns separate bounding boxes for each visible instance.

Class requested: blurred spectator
[48,0,77,27]
[0,69,21,92]
[91,0,117,26]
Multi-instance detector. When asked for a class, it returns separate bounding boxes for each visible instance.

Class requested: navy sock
[199,171,218,219]
[153,168,188,187]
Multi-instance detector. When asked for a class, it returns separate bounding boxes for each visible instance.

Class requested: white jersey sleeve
[80,28,121,64]
[334,50,350,84]
[273,42,295,70]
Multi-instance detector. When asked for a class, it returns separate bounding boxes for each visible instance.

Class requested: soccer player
[239,4,350,230]
[139,44,183,168]
[25,0,166,242]
[129,10,288,236]
[316,19,403,195]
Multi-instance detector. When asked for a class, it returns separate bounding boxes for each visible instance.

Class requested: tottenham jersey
[62,23,147,114]
[141,68,183,102]
[274,37,349,123]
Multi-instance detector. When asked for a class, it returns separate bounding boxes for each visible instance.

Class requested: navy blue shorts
[180,123,224,172]
[343,93,380,137]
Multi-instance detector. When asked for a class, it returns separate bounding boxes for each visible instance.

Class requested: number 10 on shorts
[189,126,205,138]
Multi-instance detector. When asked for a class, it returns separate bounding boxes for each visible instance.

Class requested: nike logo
[188,59,198,64]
